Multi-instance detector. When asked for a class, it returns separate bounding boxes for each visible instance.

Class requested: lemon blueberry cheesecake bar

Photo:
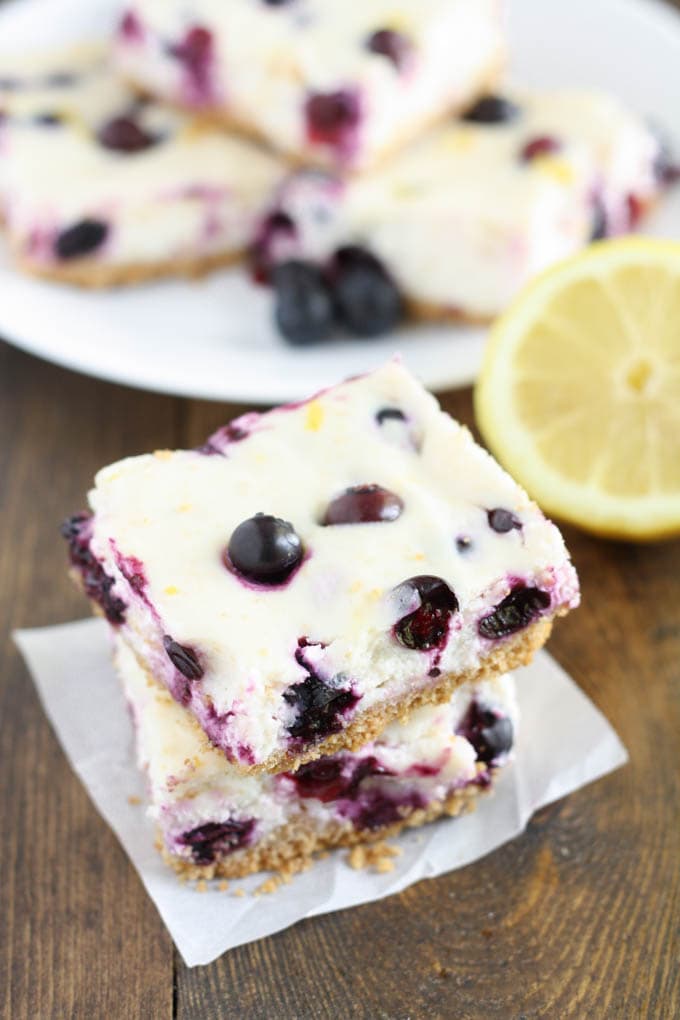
[0,45,284,286]
[113,0,505,172]
[62,362,578,774]
[116,635,518,879]
[255,88,670,338]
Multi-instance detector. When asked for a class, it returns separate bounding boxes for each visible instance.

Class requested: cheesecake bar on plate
[116,635,518,879]
[0,45,284,286]
[256,88,670,330]
[114,0,505,172]
[62,362,579,773]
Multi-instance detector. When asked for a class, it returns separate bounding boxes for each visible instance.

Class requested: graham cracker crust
[253,615,553,776]
[161,779,489,881]
[17,246,244,289]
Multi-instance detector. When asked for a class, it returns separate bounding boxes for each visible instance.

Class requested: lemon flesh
[475,238,680,540]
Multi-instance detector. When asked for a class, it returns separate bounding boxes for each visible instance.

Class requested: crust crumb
[195,879,208,893]
[127,795,141,805]
[233,888,246,898]
[218,880,230,892]
[347,841,403,873]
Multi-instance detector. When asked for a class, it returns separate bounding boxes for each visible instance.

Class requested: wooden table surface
[1,339,678,1019]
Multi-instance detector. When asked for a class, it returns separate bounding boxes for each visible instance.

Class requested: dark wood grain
[0,345,176,1020]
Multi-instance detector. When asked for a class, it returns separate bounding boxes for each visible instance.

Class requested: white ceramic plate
[1,0,679,404]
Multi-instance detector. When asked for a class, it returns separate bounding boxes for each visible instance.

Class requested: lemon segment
[474,238,680,540]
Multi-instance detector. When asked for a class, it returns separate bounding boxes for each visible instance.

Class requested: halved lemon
[475,238,680,540]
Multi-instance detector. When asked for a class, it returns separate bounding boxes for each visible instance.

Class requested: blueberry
[227,513,303,584]
[119,10,144,41]
[162,636,204,679]
[458,701,514,764]
[273,260,335,345]
[61,513,127,624]
[323,484,403,525]
[284,673,359,743]
[487,508,521,534]
[180,819,255,864]
[98,116,157,152]
[520,135,561,162]
[54,219,108,259]
[286,757,348,801]
[478,585,550,640]
[367,29,412,71]
[393,575,458,650]
[376,407,406,425]
[305,89,360,147]
[251,210,296,283]
[462,95,520,125]
[332,246,403,337]
[168,26,214,96]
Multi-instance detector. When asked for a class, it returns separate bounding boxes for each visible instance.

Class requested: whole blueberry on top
[478,585,550,640]
[305,89,360,148]
[227,513,303,585]
[323,484,404,525]
[367,29,412,71]
[376,407,406,425]
[393,575,459,650]
[98,115,157,153]
[462,95,520,125]
[54,219,109,260]
[332,246,403,338]
[487,508,521,534]
[273,260,335,345]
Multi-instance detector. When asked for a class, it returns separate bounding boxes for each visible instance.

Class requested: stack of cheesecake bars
[0,0,672,334]
[62,362,580,880]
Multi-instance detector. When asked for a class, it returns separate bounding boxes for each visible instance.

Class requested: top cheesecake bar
[114,0,505,171]
[63,362,579,774]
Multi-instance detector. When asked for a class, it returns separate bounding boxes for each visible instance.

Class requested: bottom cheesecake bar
[115,637,518,881]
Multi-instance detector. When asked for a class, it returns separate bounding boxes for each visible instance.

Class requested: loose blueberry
[367,29,412,71]
[376,407,406,425]
[463,95,520,124]
[520,135,562,162]
[487,508,521,534]
[180,819,255,864]
[54,219,108,260]
[61,513,127,624]
[98,115,157,152]
[458,701,514,764]
[332,246,403,337]
[323,484,403,525]
[273,260,335,345]
[478,585,550,640]
[393,575,459,650]
[227,513,303,584]
[163,635,204,679]
[305,89,360,148]
[284,673,359,743]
